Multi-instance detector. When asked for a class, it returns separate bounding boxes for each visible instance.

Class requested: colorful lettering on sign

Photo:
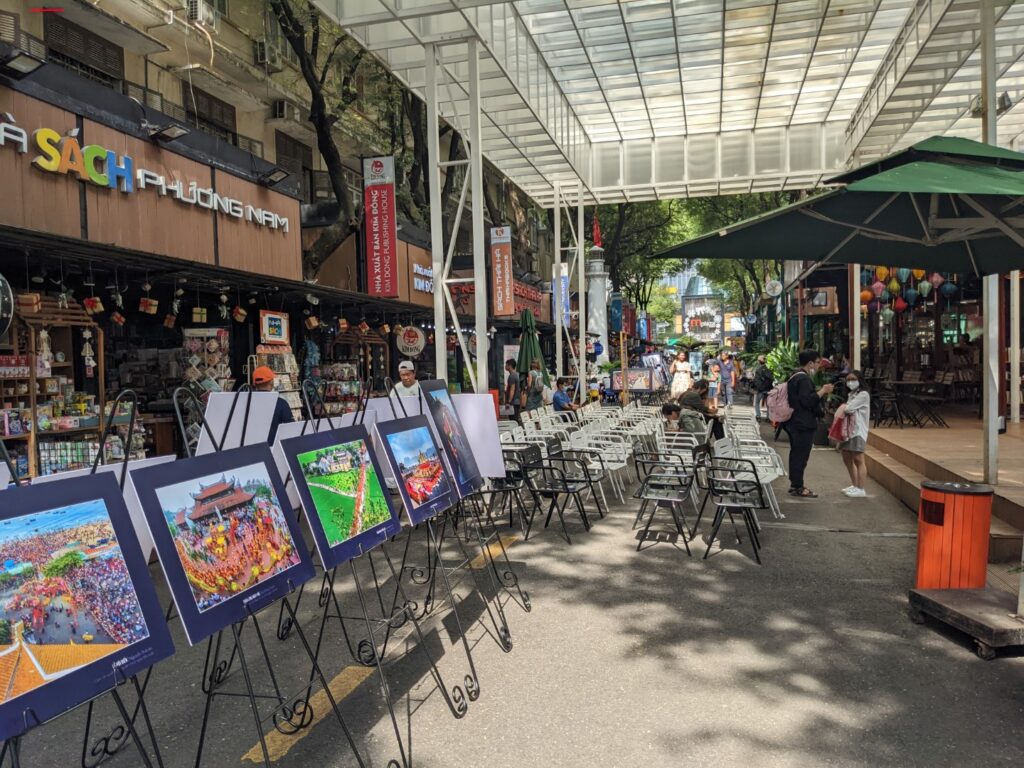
[1,113,286,230]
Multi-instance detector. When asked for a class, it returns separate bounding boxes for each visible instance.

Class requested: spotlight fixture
[257,167,290,187]
[0,47,45,79]
[145,122,190,142]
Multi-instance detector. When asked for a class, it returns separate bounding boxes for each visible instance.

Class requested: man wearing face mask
[552,377,580,413]
[785,349,833,499]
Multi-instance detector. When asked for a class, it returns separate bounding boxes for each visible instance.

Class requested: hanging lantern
[887,277,901,294]
[861,269,872,287]
[871,280,885,297]
[880,289,891,302]
[859,289,873,304]
[881,307,895,322]
[897,268,912,283]
[868,299,881,313]
[912,268,926,280]
[941,281,958,298]
[893,296,909,313]
[875,266,889,282]
[918,280,933,298]
[929,272,945,288]
[904,288,919,305]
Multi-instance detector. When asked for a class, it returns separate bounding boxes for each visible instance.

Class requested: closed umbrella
[516,309,549,388]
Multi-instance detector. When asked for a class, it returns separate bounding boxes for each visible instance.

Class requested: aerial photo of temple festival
[0,501,150,705]
[297,438,392,547]
[155,464,301,613]
[385,427,450,508]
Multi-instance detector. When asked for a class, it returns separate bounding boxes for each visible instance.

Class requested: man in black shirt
[504,359,521,422]
[786,349,834,498]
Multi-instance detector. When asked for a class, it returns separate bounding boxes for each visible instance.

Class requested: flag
[593,212,602,248]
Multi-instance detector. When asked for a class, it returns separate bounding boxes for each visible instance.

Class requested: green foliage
[646,287,680,327]
[765,340,799,382]
[42,550,85,579]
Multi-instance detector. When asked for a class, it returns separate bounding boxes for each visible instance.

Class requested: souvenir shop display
[316,363,363,415]
[0,473,174,740]
[181,328,234,397]
[249,345,302,419]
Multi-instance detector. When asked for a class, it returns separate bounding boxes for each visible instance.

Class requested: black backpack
[754,366,773,392]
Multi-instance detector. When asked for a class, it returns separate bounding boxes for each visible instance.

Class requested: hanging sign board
[490,226,515,316]
[363,156,398,297]
[396,325,427,356]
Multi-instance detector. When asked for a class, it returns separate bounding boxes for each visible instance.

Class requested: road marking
[468,534,521,569]
[240,665,374,763]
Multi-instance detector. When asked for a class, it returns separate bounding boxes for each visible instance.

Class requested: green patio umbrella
[655,137,1024,276]
[516,309,549,386]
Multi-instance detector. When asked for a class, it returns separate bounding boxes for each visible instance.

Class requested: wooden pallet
[908,587,1024,660]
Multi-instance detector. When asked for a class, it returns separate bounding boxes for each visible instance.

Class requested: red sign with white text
[363,156,398,297]
[490,226,514,317]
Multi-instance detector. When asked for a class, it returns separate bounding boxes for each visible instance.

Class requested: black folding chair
[633,454,694,555]
[523,457,592,544]
[703,458,769,565]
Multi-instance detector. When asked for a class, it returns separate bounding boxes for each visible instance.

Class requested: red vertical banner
[363,156,398,297]
[490,226,514,316]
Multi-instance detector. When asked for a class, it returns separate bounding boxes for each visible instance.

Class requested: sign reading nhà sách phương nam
[0,114,289,231]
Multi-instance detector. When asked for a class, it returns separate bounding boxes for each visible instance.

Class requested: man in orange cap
[252,365,294,443]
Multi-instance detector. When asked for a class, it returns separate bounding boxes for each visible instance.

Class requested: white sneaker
[848,488,867,498]
[841,486,856,495]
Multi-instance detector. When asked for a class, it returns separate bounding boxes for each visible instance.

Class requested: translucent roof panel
[314,0,1024,204]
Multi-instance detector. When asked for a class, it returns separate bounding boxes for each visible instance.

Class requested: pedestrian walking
[504,359,522,422]
[785,349,834,499]
[669,352,691,398]
[718,350,737,406]
[522,359,545,413]
[752,354,773,421]
[707,360,721,409]
[838,370,870,497]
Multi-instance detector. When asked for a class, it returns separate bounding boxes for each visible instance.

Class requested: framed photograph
[129,445,313,646]
[374,417,456,525]
[259,310,290,346]
[282,426,400,569]
[0,474,174,740]
[420,380,482,497]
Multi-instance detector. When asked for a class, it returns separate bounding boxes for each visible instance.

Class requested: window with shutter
[275,131,313,203]
[0,11,19,45]
[183,84,237,144]
[44,15,123,89]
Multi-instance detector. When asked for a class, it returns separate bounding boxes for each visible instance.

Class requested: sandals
[788,487,818,498]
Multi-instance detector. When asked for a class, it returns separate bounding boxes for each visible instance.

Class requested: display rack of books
[249,345,302,418]
[181,327,235,398]
[1,295,106,478]
[317,362,362,415]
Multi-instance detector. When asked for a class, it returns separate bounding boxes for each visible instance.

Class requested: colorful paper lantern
[897,268,912,283]
[893,296,909,313]
[861,269,872,287]
[881,307,895,322]
[918,280,932,298]
[904,288,919,305]
[929,272,945,288]
[880,289,891,302]
[887,277,901,294]
[868,299,881,313]
[872,280,885,297]
[859,289,874,304]
[941,281,958,297]
[875,266,889,282]
[912,269,926,280]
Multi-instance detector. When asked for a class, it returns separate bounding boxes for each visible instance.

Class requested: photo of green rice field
[296,439,392,547]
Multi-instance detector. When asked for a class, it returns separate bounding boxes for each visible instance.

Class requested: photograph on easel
[130,445,314,646]
[0,474,173,740]
[282,425,400,569]
[420,380,483,497]
[375,417,456,525]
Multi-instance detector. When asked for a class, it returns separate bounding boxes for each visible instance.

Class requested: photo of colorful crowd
[422,382,481,493]
[382,425,451,510]
[153,463,302,613]
[296,438,392,548]
[0,500,150,706]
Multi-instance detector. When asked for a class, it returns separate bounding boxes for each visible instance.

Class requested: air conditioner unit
[187,0,219,30]
[255,40,284,73]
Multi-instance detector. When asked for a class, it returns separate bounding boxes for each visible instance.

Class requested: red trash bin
[915,480,994,590]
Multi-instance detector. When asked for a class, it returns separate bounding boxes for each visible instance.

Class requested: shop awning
[655,137,1024,277]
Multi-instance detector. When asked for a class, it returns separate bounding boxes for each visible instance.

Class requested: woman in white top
[839,369,871,497]
[669,352,691,398]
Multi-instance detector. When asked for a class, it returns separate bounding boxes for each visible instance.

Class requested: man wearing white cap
[393,360,420,398]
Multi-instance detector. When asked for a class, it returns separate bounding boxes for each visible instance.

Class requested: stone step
[865,444,1023,563]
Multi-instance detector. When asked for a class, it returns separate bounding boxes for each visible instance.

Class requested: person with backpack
[522,358,546,413]
[752,355,773,421]
[774,349,833,499]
